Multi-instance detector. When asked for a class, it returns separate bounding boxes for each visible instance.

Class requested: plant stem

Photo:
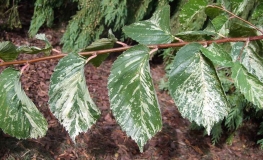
[1,35,263,67]
[207,5,263,35]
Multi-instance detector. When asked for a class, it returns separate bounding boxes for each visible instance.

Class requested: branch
[1,35,263,67]
[207,5,263,35]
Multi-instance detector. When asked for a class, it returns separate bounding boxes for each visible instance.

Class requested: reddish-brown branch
[1,35,263,67]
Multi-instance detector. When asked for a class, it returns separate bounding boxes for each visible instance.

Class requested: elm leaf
[169,43,229,134]
[0,41,19,61]
[108,45,162,152]
[0,68,48,139]
[231,62,263,108]
[48,53,100,141]
[123,5,174,44]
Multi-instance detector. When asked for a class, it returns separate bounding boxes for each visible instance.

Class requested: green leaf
[123,5,174,44]
[205,4,224,19]
[0,41,19,61]
[211,15,229,37]
[48,53,100,141]
[108,45,162,152]
[231,42,263,82]
[175,31,216,41]
[232,0,255,19]
[229,22,257,37]
[250,3,263,29]
[200,43,233,67]
[82,39,115,67]
[168,43,229,134]
[0,68,48,139]
[35,33,51,47]
[231,62,263,108]
[81,30,117,67]
[17,46,51,55]
[179,0,207,31]
[35,33,52,55]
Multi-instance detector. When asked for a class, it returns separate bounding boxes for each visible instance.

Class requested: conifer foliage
[1,0,263,152]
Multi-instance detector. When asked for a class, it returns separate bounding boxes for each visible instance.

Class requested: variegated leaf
[168,43,229,134]
[0,68,48,139]
[200,43,233,67]
[48,53,100,141]
[108,45,162,152]
[231,62,263,108]
[123,5,174,44]
[231,42,263,82]
[179,0,207,31]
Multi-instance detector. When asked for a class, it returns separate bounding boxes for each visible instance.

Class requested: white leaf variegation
[108,45,162,152]
[0,68,48,139]
[168,43,229,134]
[231,42,263,83]
[48,53,100,141]
[231,62,263,108]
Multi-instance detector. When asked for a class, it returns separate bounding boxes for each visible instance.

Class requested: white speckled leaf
[200,43,233,67]
[231,42,263,83]
[123,5,174,44]
[48,53,100,141]
[231,62,263,108]
[168,43,229,134]
[0,68,48,139]
[179,0,207,31]
[108,45,162,152]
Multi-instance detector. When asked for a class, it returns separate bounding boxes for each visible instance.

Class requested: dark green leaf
[82,38,115,67]
[0,68,48,139]
[169,43,229,134]
[49,53,101,141]
[108,45,162,152]
[229,22,257,37]
[175,31,216,41]
[17,46,51,55]
[205,5,224,19]
[0,41,19,61]
[123,5,174,44]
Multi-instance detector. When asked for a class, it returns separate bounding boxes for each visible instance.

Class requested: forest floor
[1,25,263,160]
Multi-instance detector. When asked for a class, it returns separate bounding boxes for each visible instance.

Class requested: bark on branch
[1,35,263,67]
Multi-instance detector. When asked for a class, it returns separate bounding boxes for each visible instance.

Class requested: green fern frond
[101,0,127,31]
[257,139,263,149]
[211,122,222,145]
[61,0,103,52]
[224,92,245,131]
[29,0,64,36]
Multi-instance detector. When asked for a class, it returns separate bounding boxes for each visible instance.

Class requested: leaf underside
[169,43,229,134]
[48,53,100,141]
[0,68,48,139]
[108,44,162,152]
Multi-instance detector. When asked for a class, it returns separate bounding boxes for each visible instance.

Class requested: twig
[207,5,263,35]
[20,63,30,74]
[86,53,97,63]
[116,41,128,47]
[1,35,263,67]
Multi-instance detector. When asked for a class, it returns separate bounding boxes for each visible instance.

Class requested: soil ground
[1,22,263,160]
